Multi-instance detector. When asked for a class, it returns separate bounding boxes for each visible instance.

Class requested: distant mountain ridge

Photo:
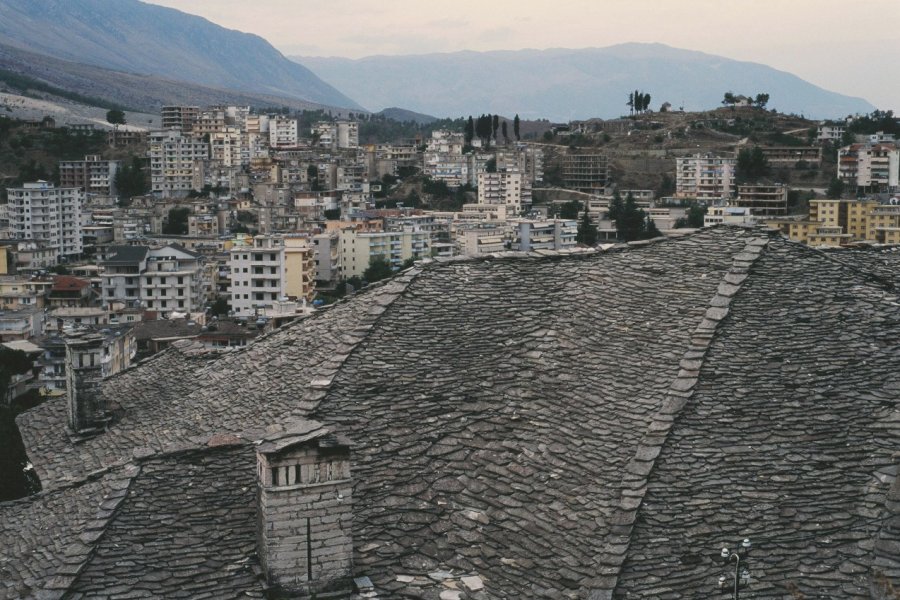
[0,0,361,110]
[0,42,348,118]
[294,44,874,121]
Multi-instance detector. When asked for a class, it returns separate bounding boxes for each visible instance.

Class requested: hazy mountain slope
[295,44,873,121]
[0,43,352,118]
[0,0,361,110]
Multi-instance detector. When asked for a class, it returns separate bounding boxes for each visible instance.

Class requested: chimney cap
[256,419,349,454]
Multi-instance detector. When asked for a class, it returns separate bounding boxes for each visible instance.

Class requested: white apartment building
[101,245,150,306]
[675,154,736,199]
[229,236,287,317]
[269,117,300,149]
[512,219,577,251]
[477,171,531,214]
[140,245,208,317]
[312,120,359,150]
[339,228,430,279]
[149,130,209,197]
[5,181,84,259]
[838,143,900,192]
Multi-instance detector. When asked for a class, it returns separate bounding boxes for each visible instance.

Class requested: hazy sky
[148,0,899,109]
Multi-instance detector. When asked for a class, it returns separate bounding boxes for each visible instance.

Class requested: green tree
[464,116,475,146]
[106,109,126,125]
[558,199,582,220]
[501,120,509,144]
[492,115,500,142]
[0,347,40,501]
[645,214,662,237]
[162,207,190,235]
[627,92,634,116]
[736,146,770,183]
[755,93,770,109]
[363,255,393,283]
[576,204,598,246]
[616,192,646,241]
[827,177,845,199]
[608,189,624,222]
[485,157,497,173]
[209,296,230,316]
[642,93,651,112]
[722,92,736,109]
[307,165,320,191]
[513,114,521,141]
[114,155,148,201]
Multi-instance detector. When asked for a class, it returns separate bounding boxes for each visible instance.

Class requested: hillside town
[2,96,900,599]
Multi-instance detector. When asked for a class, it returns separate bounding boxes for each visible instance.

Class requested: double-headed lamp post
[718,538,752,599]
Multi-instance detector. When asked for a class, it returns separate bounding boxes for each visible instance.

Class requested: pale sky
[148,0,899,109]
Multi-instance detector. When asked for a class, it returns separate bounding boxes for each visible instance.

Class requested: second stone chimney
[256,420,353,596]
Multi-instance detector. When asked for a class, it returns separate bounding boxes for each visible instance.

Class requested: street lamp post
[718,538,752,599]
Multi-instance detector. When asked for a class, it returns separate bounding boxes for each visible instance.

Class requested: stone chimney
[64,330,109,435]
[256,420,353,596]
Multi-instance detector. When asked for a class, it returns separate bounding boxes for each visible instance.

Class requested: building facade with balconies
[5,181,84,259]
[676,154,736,200]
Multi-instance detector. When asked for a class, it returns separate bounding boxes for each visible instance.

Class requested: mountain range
[0,0,360,111]
[294,44,874,121]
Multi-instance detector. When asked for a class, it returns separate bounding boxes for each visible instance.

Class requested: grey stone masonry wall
[257,430,353,596]
[64,334,106,434]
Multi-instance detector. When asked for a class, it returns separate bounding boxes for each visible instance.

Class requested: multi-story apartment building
[161,106,200,132]
[561,154,608,194]
[676,153,736,199]
[188,214,220,237]
[312,120,359,150]
[512,219,577,251]
[5,181,84,259]
[312,231,340,287]
[734,183,789,217]
[101,246,149,306]
[149,130,209,197]
[477,171,531,214]
[229,236,287,317]
[339,228,430,278]
[283,236,316,303]
[140,245,208,317]
[757,146,822,166]
[817,122,846,143]
[838,143,900,192]
[270,117,300,149]
[58,155,122,197]
[865,204,900,243]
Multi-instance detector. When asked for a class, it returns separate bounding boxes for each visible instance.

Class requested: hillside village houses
[4,105,900,415]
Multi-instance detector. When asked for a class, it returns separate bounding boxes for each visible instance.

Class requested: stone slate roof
[4,226,899,599]
[101,245,149,265]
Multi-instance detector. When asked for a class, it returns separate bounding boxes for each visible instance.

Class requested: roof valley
[298,266,426,417]
[588,234,772,600]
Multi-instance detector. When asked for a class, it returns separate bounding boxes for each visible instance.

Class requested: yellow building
[865,205,900,241]
[283,236,316,303]
[778,199,887,246]
[0,246,7,276]
[339,228,431,279]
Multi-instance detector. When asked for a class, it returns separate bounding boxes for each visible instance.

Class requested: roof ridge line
[587,234,771,599]
[38,463,142,599]
[807,245,898,292]
[296,266,429,416]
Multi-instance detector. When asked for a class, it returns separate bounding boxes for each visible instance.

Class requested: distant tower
[256,420,353,596]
